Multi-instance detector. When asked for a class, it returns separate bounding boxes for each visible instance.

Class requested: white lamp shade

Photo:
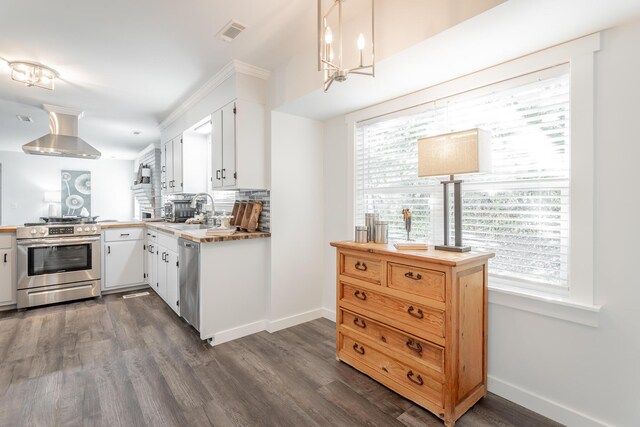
[418,128,492,177]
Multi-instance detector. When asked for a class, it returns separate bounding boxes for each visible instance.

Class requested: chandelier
[9,62,58,90]
[318,0,375,92]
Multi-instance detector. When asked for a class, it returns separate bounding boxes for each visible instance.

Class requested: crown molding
[159,60,270,131]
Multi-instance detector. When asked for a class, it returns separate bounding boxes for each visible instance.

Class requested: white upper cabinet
[211,99,266,190]
[162,133,207,195]
[161,63,269,191]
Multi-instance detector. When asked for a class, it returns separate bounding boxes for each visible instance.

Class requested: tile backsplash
[166,190,270,232]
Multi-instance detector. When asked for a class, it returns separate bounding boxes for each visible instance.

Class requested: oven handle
[17,236,100,247]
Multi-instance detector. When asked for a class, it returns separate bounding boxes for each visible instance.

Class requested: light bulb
[40,76,50,84]
[357,33,365,50]
[325,26,333,44]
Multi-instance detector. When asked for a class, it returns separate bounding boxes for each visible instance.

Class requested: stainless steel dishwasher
[178,238,200,331]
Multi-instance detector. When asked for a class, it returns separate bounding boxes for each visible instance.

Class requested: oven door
[17,236,101,289]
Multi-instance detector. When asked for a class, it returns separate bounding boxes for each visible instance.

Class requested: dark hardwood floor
[0,291,562,427]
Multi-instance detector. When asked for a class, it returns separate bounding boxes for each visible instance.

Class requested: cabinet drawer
[340,252,381,284]
[104,228,145,242]
[157,232,178,252]
[388,262,445,302]
[0,234,13,249]
[340,282,445,339]
[340,309,444,376]
[146,229,158,243]
[340,332,443,407]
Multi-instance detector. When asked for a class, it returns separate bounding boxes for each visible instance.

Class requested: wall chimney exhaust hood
[22,104,101,159]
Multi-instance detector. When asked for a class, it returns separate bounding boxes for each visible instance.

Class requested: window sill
[488,286,601,327]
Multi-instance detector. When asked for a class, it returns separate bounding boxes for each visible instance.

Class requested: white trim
[489,287,600,327]
[488,375,610,427]
[266,308,324,333]
[43,104,83,117]
[209,320,266,346]
[345,32,600,308]
[159,60,270,131]
[322,307,336,322]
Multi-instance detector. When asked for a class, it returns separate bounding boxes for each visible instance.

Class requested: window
[355,65,570,293]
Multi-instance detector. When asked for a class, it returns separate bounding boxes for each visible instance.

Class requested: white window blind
[355,66,570,289]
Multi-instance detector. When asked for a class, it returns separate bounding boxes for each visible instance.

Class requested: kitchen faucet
[190,193,216,225]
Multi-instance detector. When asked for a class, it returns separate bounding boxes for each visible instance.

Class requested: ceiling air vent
[217,20,246,42]
[17,114,33,122]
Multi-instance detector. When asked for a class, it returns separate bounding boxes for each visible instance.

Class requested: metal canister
[365,212,379,242]
[374,221,389,244]
[355,226,368,243]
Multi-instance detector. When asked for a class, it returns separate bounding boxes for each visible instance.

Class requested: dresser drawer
[340,282,445,339]
[340,252,381,284]
[340,332,443,407]
[341,309,444,376]
[388,262,445,302]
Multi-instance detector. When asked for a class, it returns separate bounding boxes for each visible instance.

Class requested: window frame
[345,33,600,326]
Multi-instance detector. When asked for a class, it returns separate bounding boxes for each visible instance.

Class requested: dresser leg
[444,418,455,427]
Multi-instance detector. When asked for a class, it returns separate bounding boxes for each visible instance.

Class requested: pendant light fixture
[9,61,58,90]
[318,0,375,92]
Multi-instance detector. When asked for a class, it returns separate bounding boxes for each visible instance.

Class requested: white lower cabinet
[151,231,180,315]
[0,234,16,305]
[103,240,145,290]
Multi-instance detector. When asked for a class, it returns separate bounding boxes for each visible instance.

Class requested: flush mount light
[8,61,59,90]
[318,0,375,92]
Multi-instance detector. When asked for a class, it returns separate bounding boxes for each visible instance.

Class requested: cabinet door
[156,246,168,301]
[211,109,223,189]
[163,141,173,193]
[146,243,157,292]
[165,250,179,315]
[0,249,14,305]
[221,102,237,187]
[173,137,183,193]
[104,240,145,290]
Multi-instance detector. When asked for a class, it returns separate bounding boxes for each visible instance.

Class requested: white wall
[322,116,349,315]
[269,111,324,329]
[319,20,640,427]
[0,151,134,225]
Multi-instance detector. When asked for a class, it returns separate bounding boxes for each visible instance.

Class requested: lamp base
[435,244,471,253]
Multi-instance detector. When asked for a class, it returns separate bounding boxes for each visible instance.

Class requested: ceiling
[2,0,640,160]
[0,0,313,159]
[278,0,640,120]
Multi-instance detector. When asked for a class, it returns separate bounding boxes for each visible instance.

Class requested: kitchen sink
[164,224,210,231]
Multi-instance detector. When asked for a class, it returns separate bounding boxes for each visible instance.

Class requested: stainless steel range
[16,219,101,308]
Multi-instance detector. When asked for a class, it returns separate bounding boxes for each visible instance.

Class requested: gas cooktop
[25,217,99,226]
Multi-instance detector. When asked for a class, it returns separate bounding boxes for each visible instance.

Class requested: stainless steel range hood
[22,105,101,159]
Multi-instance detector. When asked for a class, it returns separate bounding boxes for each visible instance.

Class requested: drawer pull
[353,317,367,328]
[406,338,423,354]
[354,261,368,271]
[352,343,365,355]
[407,306,424,319]
[354,290,367,301]
[404,271,423,281]
[406,370,424,386]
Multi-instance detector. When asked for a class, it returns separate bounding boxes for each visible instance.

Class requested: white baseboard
[322,307,336,322]
[488,375,610,427]
[266,308,324,333]
[211,320,266,346]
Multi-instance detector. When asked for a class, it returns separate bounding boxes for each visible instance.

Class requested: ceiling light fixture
[318,0,375,92]
[8,61,59,90]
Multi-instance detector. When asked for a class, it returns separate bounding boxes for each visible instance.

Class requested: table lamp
[418,128,491,252]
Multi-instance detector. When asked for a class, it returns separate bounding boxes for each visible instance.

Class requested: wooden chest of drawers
[330,241,494,427]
